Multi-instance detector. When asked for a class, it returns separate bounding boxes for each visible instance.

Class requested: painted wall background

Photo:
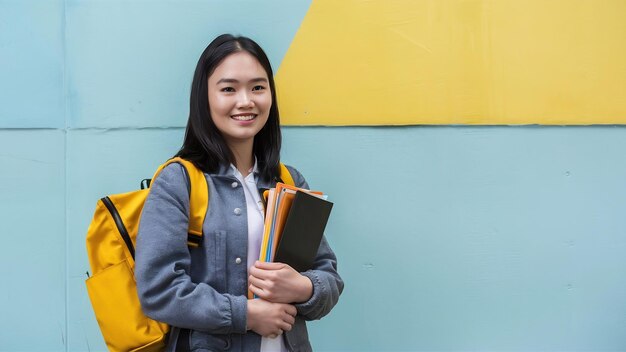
[277,0,626,125]
[1,0,626,351]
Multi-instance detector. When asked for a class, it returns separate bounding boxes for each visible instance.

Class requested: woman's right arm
[134,164,248,334]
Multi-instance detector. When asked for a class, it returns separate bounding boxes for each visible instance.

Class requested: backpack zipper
[101,196,135,259]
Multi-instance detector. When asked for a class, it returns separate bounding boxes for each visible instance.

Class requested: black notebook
[273,190,334,272]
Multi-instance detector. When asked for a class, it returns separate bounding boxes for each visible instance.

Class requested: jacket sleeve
[285,165,345,321]
[134,164,247,334]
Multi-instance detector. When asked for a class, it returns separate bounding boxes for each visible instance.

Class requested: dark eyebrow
[216,77,268,84]
[216,78,238,84]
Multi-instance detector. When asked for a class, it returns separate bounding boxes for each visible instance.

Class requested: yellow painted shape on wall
[276,0,626,125]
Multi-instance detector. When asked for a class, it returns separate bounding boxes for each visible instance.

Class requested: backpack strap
[279,163,295,186]
[151,157,208,247]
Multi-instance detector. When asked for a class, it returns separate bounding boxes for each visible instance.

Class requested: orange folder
[270,189,296,261]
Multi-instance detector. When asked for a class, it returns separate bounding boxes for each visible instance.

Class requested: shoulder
[155,162,186,183]
[282,164,309,189]
[150,162,190,198]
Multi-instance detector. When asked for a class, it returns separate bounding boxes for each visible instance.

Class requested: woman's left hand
[248,261,313,304]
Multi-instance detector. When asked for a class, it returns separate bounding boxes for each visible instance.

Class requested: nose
[236,92,254,109]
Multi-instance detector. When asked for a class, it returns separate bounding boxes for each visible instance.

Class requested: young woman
[135,34,343,352]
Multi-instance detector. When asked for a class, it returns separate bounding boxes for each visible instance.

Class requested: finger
[254,260,286,270]
[249,278,277,299]
[248,265,265,278]
[285,304,297,317]
[248,275,268,290]
[268,327,284,338]
[249,266,274,280]
[278,320,292,332]
[248,284,265,298]
[283,313,295,326]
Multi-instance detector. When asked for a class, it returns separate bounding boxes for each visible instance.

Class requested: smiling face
[207,51,272,148]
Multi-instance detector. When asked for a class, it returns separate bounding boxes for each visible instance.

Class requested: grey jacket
[135,162,343,352]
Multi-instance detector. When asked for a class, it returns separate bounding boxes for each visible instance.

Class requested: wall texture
[1,1,626,351]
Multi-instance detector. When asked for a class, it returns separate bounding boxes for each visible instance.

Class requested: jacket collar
[210,159,275,188]
[208,160,277,203]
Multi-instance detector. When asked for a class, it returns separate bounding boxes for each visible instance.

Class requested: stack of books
[258,182,333,273]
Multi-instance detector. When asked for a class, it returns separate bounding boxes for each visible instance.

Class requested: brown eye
[252,85,266,91]
[221,87,235,92]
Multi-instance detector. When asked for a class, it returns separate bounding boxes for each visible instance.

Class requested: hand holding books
[248,261,314,303]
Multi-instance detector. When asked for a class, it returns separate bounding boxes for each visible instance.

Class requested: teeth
[232,115,255,121]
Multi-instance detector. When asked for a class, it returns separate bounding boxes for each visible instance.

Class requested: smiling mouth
[231,114,256,121]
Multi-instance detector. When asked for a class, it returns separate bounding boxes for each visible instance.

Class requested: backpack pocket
[86,259,168,352]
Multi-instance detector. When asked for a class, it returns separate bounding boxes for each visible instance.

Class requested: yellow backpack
[85,158,294,352]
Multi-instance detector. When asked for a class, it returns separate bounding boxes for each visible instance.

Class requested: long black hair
[176,34,282,181]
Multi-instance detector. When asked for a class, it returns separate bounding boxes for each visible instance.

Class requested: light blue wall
[1,1,626,351]
[284,126,626,351]
[0,0,64,128]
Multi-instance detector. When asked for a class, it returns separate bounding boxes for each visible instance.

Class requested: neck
[227,139,254,177]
